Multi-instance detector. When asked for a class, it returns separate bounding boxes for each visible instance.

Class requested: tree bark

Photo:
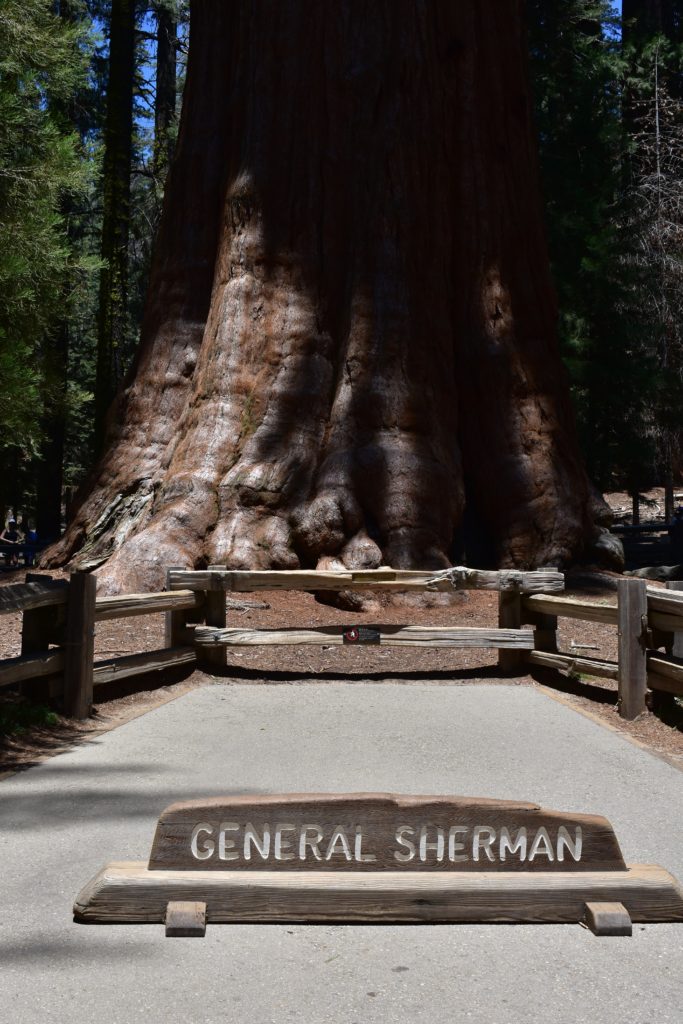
[153,1,177,179]
[45,0,599,593]
[94,0,136,456]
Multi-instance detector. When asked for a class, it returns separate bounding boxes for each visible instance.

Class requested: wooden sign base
[75,862,683,928]
[73,794,683,935]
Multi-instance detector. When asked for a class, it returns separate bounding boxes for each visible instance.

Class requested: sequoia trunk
[45,0,601,593]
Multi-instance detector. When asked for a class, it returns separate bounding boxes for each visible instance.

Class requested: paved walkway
[2,682,682,1024]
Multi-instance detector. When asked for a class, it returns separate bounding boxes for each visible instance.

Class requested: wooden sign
[74,793,683,935]
[148,794,624,872]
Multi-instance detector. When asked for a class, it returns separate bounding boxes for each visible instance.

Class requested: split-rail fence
[0,566,681,722]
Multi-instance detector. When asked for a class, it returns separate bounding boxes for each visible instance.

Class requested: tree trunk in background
[35,0,80,543]
[45,0,600,593]
[35,320,67,542]
[153,1,177,179]
[94,0,136,457]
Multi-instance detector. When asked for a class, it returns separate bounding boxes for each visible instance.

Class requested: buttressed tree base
[47,2,606,593]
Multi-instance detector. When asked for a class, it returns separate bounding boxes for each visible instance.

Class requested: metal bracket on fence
[639,614,654,651]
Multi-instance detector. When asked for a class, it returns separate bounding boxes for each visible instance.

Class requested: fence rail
[522,578,683,718]
[0,573,197,716]
[0,567,682,721]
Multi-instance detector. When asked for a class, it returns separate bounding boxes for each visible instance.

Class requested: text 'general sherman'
[189,821,583,865]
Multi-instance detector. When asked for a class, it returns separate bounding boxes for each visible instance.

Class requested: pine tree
[622,22,683,518]
[528,1,661,509]
[94,0,136,456]
[0,0,91,519]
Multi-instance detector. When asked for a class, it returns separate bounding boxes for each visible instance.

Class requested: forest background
[1,0,682,545]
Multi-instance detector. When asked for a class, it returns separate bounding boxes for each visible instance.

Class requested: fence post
[201,564,227,670]
[64,571,96,719]
[665,581,683,657]
[498,588,523,672]
[617,578,648,720]
[20,573,54,700]
[164,566,187,648]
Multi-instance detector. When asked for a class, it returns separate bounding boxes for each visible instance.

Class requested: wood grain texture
[665,581,683,657]
[95,589,202,622]
[0,578,68,615]
[647,671,683,695]
[168,568,565,595]
[164,566,188,649]
[64,572,96,720]
[148,793,625,873]
[93,647,196,686]
[646,585,683,620]
[527,650,619,680]
[648,609,683,633]
[0,649,64,689]
[523,606,558,654]
[192,625,535,649]
[522,594,618,626]
[165,900,206,937]
[498,590,523,671]
[201,565,227,668]
[584,901,632,936]
[617,579,648,720]
[73,862,683,925]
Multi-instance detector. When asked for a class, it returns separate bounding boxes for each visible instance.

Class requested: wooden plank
[645,585,683,619]
[498,590,523,671]
[74,862,683,924]
[164,566,188,649]
[617,579,648,720]
[647,652,683,696]
[63,572,96,720]
[165,901,206,937]
[19,573,64,700]
[665,581,683,657]
[21,574,54,655]
[648,609,683,633]
[524,610,558,654]
[527,650,619,680]
[192,625,535,649]
[148,794,626,873]
[95,590,202,623]
[584,902,632,936]
[201,565,227,669]
[0,578,68,615]
[168,567,564,595]
[647,670,683,696]
[94,647,196,687]
[646,653,683,684]
[522,594,618,626]
[0,649,64,689]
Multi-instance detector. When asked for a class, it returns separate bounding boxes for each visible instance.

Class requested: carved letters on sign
[148,794,626,872]
[187,819,583,865]
[74,793,683,927]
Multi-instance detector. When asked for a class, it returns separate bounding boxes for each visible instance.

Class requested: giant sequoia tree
[46,0,605,593]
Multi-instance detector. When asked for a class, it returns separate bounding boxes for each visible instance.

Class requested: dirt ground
[1,564,681,774]
[604,484,683,522]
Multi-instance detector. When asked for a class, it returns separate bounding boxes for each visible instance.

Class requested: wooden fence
[521,578,683,720]
[1,566,682,722]
[0,572,199,718]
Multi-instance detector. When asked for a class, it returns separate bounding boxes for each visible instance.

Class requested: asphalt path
[1,681,681,1024]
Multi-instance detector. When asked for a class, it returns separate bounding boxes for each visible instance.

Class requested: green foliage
[0,0,92,462]
[0,697,59,737]
[528,1,683,494]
